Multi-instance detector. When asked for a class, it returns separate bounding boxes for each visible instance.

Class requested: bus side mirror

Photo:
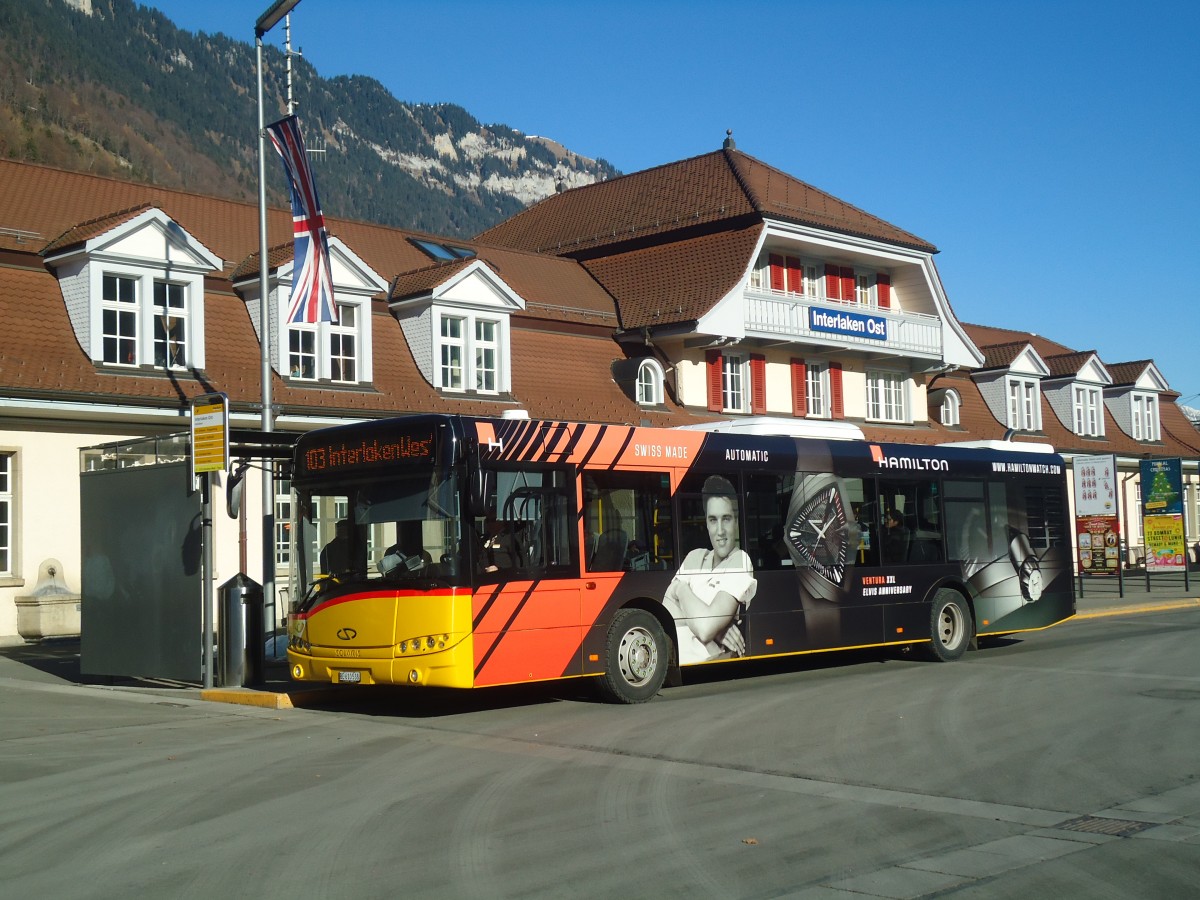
[467,439,487,517]
[226,461,248,519]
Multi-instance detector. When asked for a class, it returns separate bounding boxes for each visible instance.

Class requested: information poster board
[1074,454,1119,576]
[1140,459,1185,572]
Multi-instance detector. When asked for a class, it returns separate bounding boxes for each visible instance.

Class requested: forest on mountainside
[0,0,617,236]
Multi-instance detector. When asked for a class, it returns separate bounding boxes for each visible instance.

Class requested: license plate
[338,670,362,684]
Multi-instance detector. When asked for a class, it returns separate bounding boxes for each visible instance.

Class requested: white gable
[1008,345,1050,378]
[87,208,221,272]
[432,261,525,311]
[1075,355,1112,386]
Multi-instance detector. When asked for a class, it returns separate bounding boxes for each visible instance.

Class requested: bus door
[472,467,584,686]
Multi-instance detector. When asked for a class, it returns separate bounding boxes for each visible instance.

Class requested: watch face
[786,477,852,593]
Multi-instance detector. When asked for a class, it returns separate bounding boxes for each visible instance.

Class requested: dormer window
[153,281,188,368]
[1073,386,1104,437]
[286,299,367,383]
[1007,375,1041,431]
[636,359,665,406]
[434,309,506,393]
[44,207,219,374]
[1132,392,1159,441]
[940,389,961,427]
[101,274,138,366]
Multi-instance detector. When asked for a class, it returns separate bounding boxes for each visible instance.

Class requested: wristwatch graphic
[785,474,854,602]
[1008,530,1044,602]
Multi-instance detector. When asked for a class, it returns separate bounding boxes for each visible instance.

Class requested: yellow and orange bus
[286,414,1074,702]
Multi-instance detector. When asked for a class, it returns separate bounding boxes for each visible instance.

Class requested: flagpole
[255,0,301,683]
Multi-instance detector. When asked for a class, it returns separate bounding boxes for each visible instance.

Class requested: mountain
[0,0,619,237]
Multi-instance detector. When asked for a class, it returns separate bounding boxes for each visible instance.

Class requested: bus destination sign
[302,434,434,474]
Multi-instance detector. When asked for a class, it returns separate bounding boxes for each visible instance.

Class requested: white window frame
[1073,385,1104,437]
[1007,376,1041,431]
[806,361,829,418]
[101,273,139,366]
[867,369,908,423]
[636,359,665,406]
[1131,392,1159,441]
[855,273,875,307]
[283,297,369,385]
[329,302,358,384]
[274,472,292,568]
[288,325,318,381]
[152,280,188,369]
[722,352,747,413]
[0,452,13,577]
[433,308,507,394]
[940,389,961,427]
[474,318,499,392]
[91,263,207,370]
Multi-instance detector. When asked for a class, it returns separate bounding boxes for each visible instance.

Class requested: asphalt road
[2,606,1198,899]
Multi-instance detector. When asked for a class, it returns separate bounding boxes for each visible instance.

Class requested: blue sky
[143,0,1199,404]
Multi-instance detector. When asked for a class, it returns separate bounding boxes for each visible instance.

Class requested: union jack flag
[266,114,336,324]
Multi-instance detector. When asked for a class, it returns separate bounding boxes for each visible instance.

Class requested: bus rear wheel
[597,608,668,704]
[928,589,973,662]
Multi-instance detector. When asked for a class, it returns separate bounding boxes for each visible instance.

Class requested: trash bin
[218,573,262,687]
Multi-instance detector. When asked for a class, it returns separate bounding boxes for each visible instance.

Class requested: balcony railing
[744,288,942,359]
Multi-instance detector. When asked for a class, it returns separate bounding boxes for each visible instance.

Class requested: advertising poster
[1139,458,1183,515]
[1143,514,1186,572]
[1076,515,1121,575]
[1074,454,1119,576]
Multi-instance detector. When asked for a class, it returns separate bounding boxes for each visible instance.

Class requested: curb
[1072,598,1200,620]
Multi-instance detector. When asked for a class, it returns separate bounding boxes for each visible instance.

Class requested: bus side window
[582,470,673,572]
[744,472,796,570]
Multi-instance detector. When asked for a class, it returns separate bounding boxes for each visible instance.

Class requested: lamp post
[255,0,301,681]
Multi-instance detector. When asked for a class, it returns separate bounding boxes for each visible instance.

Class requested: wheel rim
[937,602,963,649]
[617,625,658,687]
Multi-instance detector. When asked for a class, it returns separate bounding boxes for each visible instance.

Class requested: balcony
[744,288,942,360]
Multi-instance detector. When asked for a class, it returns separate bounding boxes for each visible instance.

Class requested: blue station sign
[809,307,888,341]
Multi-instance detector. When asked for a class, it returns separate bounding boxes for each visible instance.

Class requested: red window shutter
[830,362,844,419]
[706,350,723,412]
[841,267,856,304]
[769,254,785,292]
[791,358,807,417]
[750,354,766,414]
[824,263,841,300]
[786,256,803,295]
[877,273,891,309]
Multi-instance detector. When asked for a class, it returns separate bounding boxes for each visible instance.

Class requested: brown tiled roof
[961,322,1073,361]
[1106,360,1154,387]
[41,203,154,256]
[476,148,936,256]
[976,340,1031,370]
[581,225,764,329]
[1042,350,1096,379]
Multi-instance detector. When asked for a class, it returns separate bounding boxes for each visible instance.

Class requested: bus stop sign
[191,393,230,475]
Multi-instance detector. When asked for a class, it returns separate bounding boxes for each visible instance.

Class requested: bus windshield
[293,467,464,605]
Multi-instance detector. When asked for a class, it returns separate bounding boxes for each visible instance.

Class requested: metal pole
[202,472,214,689]
[256,34,275,685]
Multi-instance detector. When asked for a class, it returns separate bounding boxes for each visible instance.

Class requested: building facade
[0,145,1196,639]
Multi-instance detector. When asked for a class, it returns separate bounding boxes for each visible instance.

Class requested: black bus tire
[597,608,668,704]
[927,589,973,662]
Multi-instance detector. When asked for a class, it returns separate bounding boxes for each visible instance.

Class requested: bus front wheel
[598,608,668,704]
[927,589,973,662]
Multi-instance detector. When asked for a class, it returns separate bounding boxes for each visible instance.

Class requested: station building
[0,141,1196,639]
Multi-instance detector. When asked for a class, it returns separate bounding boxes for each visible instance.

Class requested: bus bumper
[287,637,475,689]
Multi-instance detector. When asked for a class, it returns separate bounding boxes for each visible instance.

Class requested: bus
[285,414,1074,703]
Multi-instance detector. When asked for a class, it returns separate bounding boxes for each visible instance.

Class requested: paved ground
[1,574,1197,899]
